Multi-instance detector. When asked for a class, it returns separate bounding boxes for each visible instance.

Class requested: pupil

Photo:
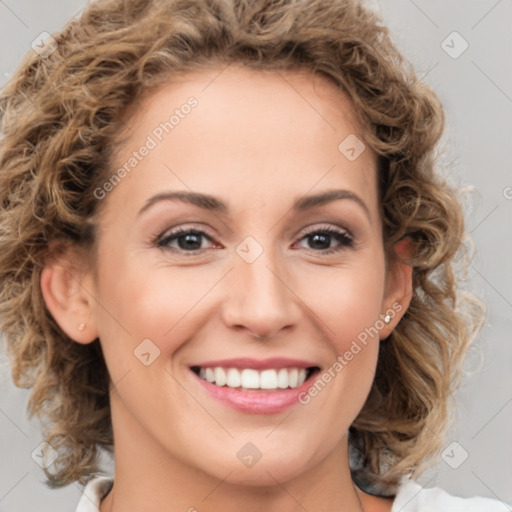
[179,234,201,250]
[310,233,330,249]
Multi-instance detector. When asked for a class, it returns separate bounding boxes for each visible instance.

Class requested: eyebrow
[138,189,371,221]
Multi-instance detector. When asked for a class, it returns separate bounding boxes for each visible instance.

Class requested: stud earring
[78,323,86,331]
[383,315,391,324]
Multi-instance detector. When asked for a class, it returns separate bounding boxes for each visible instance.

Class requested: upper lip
[190,357,320,370]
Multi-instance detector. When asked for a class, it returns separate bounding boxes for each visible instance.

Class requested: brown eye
[296,227,354,254]
[157,228,215,252]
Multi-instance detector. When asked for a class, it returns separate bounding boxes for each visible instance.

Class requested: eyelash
[155,225,354,256]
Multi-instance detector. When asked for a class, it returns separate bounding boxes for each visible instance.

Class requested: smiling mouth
[190,366,321,391]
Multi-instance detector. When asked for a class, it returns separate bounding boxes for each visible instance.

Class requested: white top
[76,475,511,511]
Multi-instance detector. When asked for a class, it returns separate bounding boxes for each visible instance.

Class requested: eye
[294,226,354,254]
[156,228,216,253]
[154,225,354,255]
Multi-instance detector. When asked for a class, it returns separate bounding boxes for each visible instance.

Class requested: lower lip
[191,369,317,414]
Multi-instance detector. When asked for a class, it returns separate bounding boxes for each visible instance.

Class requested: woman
[0,0,509,511]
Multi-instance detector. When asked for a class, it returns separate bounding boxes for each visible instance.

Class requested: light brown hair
[0,0,485,494]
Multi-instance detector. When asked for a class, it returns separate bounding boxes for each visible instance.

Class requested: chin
[194,442,322,487]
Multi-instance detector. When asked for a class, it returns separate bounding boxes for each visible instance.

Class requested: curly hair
[0,0,485,494]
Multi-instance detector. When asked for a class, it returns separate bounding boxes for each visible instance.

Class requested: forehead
[104,64,379,224]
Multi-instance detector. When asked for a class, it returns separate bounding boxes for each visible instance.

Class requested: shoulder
[391,476,512,512]
[75,476,113,512]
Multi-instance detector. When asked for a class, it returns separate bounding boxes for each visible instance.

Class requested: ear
[40,247,99,344]
[379,237,414,340]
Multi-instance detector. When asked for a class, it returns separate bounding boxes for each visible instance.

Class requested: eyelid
[296,223,353,239]
[155,223,218,245]
[156,222,352,244]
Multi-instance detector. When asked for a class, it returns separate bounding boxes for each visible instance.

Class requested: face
[60,65,408,485]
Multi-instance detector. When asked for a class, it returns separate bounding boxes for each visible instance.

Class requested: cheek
[93,253,220,360]
[303,258,385,348]
[298,257,385,409]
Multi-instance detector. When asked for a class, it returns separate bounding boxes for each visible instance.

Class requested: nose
[221,243,301,340]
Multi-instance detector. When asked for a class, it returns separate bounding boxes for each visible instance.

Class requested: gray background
[0,1,511,511]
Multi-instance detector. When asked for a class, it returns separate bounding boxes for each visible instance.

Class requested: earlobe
[40,260,98,344]
[380,237,414,339]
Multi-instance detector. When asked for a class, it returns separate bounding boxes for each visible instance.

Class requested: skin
[41,64,412,512]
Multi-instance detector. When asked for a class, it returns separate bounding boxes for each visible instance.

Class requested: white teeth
[205,367,215,383]
[214,367,226,386]
[289,368,298,388]
[241,369,260,389]
[260,369,277,389]
[195,366,313,390]
[226,368,241,388]
[297,368,307,386]
[277,368,289,389]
